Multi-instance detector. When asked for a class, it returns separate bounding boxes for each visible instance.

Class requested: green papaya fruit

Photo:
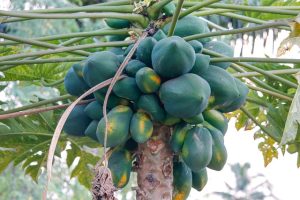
[84,101,103,120]
[137,94,166,122]
[124,44,136,58]
[130,111,153,143]
[163,15,210,43]
[125,60,147,77]
[63,105,91,136]
[113,77,141,101]
[83,51,119,87]
[162,2,176,16]
[182,127,213,172]
[64,67,89,96]
[203,109,228,135]
[109,47,124,55]
[136,37,157,67]
[192,168,208,191]
[287,144,299,154]
[105,18,131,29]
[173,161,192,200]
[189,54,210,75]
[162,113,181,126]
[159,73,211,118]
[84,120,99,141]
[117,55,125,63]
[72,61,85,78]
[93,90,129,109]
[188,40,203,53]
[96,105,133,147]
[106,34,128,42]
[170,123,191,153]
[108,149,132,188]
[124,138,138,152]
[200,65,239,110]
[204,41,234,69]
[152,36,195,78]
[136,67,161,94]
[205,123,227,171]
[153,29,167,41]
[218,78,249,113]
[183,112,204,125]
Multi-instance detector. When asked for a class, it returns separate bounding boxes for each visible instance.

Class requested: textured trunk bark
[136,124,173,200]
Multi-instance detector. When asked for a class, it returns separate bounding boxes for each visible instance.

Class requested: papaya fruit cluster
[62,11,248,198]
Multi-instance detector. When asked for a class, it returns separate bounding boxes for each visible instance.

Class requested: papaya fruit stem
[229,63,293,98]
[0,99,94,120]
[211,57,300,64]
[184,22,289,41]
[179,0,221,19]
[0,40,133,62]
[167,0,184,37]
[0,32,91,57]
[246,97,268,107]
[0,28,134,45]
[0,94,72,115]
[0,11,148,27]
[247,85,293,102]
[233,68,300,78]
[0,57,84,67]
[180,2,299,16]
[147,0,173,19]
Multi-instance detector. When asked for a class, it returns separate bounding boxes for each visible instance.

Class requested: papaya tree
[0,0,300,199]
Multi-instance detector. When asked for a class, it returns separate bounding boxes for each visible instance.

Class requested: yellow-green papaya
[203,109,228,135]
[183,112,204,125]
[170,123,191,153]
[136,67,161,94]
[205,123,227,171]
[96,105,133,147]
[108,149,132,188]
[130,111,153,143]
[173,161,192,200]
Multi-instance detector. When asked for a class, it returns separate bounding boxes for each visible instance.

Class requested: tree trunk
[136,124,173,200]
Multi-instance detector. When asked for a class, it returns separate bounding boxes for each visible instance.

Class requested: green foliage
[0,110,100,188]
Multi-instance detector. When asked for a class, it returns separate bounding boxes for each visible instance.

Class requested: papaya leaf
[277,15,300,57]
[68,140,100,188]
[280,72,300,145]
[0,61,70,82]
[257,135,278,167]
[0,110,100,185]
